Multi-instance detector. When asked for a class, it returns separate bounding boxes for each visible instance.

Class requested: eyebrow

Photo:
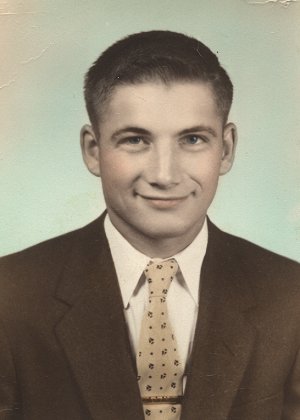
[178,125,217,138]
[111,124,217,139]
[111,126,151,140]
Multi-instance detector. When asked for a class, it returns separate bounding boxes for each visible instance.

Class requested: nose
[145,141,181,188]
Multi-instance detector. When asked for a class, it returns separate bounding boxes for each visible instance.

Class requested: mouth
[138,194,188,209]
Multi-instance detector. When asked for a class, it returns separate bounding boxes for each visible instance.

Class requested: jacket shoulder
[221,227,299,273]
[0,218,103,294]
[209,221,300,301]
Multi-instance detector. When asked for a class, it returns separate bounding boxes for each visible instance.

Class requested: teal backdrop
[1,0,299,261]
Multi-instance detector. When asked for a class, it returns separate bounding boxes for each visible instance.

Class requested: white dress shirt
[104,215,208,385]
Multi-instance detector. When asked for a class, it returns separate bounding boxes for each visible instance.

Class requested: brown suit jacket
[0,214,299,419]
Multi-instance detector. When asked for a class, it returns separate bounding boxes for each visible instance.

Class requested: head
[81,31,237,257]
[84,30,233,135]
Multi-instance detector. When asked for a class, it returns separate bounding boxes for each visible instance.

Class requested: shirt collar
[172,220,208,304]
[104,215,208,308]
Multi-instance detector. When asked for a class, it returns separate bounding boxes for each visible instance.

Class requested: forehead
[99,81,222,131]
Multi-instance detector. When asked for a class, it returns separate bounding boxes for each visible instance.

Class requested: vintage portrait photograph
[0,1,299,419]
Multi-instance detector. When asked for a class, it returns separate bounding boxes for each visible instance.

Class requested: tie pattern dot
[137,259,183,419]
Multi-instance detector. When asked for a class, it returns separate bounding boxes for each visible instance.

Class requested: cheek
[100,153,140,186]
[101,154,121,173]
[187,155,222,185]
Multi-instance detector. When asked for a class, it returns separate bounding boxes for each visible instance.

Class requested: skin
[81,81,237,258]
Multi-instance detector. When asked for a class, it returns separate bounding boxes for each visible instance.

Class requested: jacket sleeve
[282,347,300,420]
[0,322,21,419]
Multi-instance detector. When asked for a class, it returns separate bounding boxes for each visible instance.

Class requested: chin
[135,220,199,241]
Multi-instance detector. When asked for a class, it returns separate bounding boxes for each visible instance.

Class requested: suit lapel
[53,216,257,419]
[182,221,257,420]
[54,216,144,420]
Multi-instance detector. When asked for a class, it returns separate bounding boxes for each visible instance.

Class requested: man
[0,30,299,420]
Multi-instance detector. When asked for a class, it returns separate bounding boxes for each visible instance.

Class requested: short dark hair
[84,30,233,133]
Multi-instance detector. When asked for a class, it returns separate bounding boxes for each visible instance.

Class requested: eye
[187,135,200,144]
[118,136,149,152]
[182,135,206,145]
[127,136,143,144]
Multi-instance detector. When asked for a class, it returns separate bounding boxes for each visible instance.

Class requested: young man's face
[81,81,236,251]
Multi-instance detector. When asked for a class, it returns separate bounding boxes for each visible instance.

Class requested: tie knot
[144,259,178,297]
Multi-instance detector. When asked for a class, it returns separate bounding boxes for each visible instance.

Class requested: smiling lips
[138,194,188,209]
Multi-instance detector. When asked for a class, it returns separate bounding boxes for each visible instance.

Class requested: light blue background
[1,0,299,260]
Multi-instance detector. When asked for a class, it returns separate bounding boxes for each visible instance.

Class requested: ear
[219,122,238,176]
[80,124,101,177]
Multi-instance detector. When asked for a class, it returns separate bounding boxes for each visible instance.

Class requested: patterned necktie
[136,259,183,419]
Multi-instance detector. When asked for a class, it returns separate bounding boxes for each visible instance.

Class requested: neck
[108,211,205,258]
